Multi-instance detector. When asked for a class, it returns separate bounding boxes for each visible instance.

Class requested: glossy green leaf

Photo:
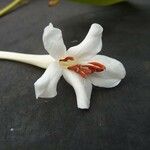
[69,0,125,6]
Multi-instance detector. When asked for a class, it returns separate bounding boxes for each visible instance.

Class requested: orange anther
[59,56,74,62]
[68,61,106,78]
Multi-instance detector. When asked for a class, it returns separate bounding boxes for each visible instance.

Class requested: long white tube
[0,51,54,69]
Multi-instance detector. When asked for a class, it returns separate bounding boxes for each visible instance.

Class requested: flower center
[59,56,106,78]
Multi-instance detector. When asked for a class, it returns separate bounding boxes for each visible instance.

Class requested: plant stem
[0,0,27,17]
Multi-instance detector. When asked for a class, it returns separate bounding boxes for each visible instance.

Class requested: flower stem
[0,0,28,17]
[0,51,53,69]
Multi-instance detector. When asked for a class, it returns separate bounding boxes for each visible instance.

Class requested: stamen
[59,56,74,62]
[68,61,106,78]
[59,56,106,78]
[89,62,106,70]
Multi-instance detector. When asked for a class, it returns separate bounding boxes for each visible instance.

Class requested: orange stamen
[68,61,106,78]
[59,56,105,78]
[89,62,106,70]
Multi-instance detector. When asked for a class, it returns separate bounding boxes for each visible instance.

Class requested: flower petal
[63,69,92,109]
[34,62,62,98]
[88,55,126,88]
[43,23,66,60]
[67,23,103,61]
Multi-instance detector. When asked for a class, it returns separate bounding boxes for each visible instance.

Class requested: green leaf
[68,0,125,6]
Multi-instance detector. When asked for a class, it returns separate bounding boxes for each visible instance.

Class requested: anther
[59,56,74,62]
[68,61,106,78]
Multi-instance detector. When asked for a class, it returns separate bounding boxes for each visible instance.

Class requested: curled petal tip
[49,23,53,28]
[43,22,66,59]
[90,23,103,36]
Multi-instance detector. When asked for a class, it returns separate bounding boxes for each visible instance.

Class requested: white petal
[34,62,62,98]
[63,70,92,109]
[43,23,66,60]
[67,23,103,61]
[88,55,126,88]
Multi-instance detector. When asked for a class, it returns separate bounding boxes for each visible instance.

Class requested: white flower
[34,23,126,109]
